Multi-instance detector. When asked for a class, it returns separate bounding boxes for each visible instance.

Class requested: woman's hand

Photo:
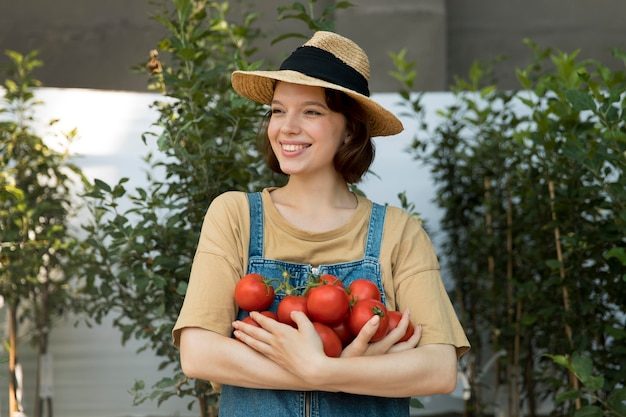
[341,309,422,357]
[232,310,327,381]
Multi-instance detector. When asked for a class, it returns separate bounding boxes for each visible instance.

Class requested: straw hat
[231,31,403,137]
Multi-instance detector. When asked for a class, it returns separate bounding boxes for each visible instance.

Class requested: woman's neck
[269,172,358,233]
[280,172,354,209]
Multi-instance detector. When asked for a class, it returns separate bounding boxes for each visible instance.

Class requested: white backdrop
[1,88,465,417]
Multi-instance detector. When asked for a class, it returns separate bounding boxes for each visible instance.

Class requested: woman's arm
[312,344,457,397]
[233,311,458,398]
[179,327,320,391]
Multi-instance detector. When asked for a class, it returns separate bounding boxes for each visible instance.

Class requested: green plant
[79,1,284,415]
[392,41,626,416]
[273,0,353,44]
[79,1,359,415]
[0,50,87,417]
[548,352,626,417]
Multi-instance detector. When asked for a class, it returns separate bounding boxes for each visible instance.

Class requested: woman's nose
[280,113,301,135]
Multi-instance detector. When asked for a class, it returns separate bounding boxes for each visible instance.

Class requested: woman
[173,31,469,416]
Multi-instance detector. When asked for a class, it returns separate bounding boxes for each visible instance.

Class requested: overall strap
[246,192,264,258]
[364,202,387,260]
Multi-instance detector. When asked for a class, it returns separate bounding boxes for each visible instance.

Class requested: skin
[179,82,458,397]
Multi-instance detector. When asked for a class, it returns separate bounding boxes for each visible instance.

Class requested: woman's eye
[305,110,322,115]
[271,108,283,114]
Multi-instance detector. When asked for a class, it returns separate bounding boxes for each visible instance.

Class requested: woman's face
[267,82,348,179]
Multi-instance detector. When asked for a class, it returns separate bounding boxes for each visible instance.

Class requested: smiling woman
[267,82,348,180]
[173,31,469,417]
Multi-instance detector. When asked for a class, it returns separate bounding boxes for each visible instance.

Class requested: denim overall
[219,192,410,417]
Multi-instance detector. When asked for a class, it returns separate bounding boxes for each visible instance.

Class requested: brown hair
[258,88,374,184]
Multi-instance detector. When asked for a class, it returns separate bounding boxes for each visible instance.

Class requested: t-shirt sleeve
[172,192,248,347]
[391,213,470,358]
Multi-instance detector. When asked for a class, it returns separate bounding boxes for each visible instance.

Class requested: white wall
[1,88,464,417]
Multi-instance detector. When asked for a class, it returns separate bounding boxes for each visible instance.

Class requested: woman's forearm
[307,344,458,397]
[229,311,459,397]
[179,327,318,391]
[181,326,457,397]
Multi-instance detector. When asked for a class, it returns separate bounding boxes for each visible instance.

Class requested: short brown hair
[258,88,374,184]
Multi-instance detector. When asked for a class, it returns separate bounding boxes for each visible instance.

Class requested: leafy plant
[392,41,626,416]
[548,352,626,417]
[0,50,88,417]
[273,0,353,44]
[78,1,282,416]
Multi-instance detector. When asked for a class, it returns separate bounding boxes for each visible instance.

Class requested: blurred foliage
[0,50,88,417]
[78,0,345,415]
[392,41,626,416]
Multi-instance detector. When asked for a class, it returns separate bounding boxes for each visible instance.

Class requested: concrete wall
[0,0,164,91]
[2,1,624,92]
[446,0,626,88]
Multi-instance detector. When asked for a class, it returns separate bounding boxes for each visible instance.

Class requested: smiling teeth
[282,143,309,152]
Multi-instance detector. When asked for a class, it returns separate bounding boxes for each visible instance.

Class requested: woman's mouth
[281,142,311,152]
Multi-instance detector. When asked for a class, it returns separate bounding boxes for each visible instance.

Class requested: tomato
[234,273,275,312]
[277,295,308,327]
[348,279,381,303]
[349,299,389,342]
[313,322,342,358]
[319,273,343,287]
[241,311,278,327]
[386,310,415,343]
[332,319,354,347]
[306,285,349,326]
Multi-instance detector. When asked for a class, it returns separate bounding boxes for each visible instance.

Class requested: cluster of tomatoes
[234,272,415,357]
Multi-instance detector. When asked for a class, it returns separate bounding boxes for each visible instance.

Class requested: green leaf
[176,281,188,295]
[547,354,571,370]
[574,405,603,417]
[607,388,626,416]
[565,89,596,112]
[585,375,604,391]
[271,32,308,45]
[604,247,626,266]
[556,389,580,404]
[571,353,595,386]
[546,259,562,270]
[572,352,593,381]
[410,398,424,408]
[155,377,176,389]
[94,178,112,193]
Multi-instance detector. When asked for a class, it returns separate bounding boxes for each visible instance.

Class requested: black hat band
[279,46,370,97]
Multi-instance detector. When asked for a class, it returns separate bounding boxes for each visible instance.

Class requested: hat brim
[231,70,403,137]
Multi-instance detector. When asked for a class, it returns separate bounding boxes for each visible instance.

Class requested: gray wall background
[1,0,625,92]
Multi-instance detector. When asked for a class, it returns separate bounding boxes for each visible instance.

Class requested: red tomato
[313,322,342,358]
[348,279,381,303]
[319,274,343,287]
[349,299,389,342]
[332,319,354,347]
[234,273,275,312]
[386,311,415,343]
[277,295,308,327]
[306,285,349,326]
[241,311,278,327]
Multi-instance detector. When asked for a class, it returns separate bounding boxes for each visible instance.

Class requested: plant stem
[9,302,19,417]
[506,186,521,417]
[484,176,498,415]
[547,179,581,410]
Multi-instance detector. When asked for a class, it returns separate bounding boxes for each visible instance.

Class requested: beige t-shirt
[173,188,470,357]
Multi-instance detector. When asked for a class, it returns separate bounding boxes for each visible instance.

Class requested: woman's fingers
[341,315,380,357]
[290,310,314,332]
[386,309,411,342]
[232,320,276,355]
[388,324,422,353]
[250,311,282,332]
